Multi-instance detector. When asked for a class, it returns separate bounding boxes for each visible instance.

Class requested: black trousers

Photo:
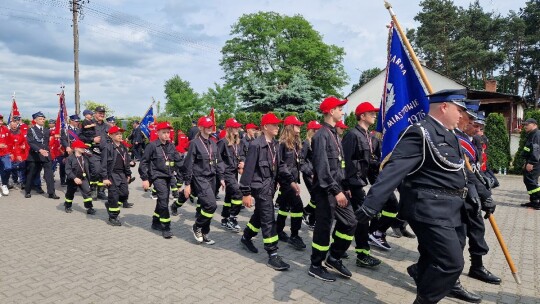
[350,186,370,255]
[221,173,242,219]
[132,143,143,160]
[302,174,317,215]
[460,208,489,257]
[276,185,304,237]
[243,187,279,255]
[523,167,540,201]
[152,177,173,231]
[106,172,129,219]
[65,178,93,209]
[25,161,55,195]
[369,192,400,234]
[310,187,357,266]
[193,175,217,234]
[408,220,465,303]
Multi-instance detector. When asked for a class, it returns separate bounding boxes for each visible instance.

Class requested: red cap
[219,129,227,139]
[225,118,242,128]
[307,120,322,130]
[319,96,348,114]
[335,120,348,129]
[71,140,87,149]
[245,123,259,130]
[283,116,304,126]
[355,102,379,116]
[198,116,214,128]
[260,113,282,126]
[108,126,125,134]
[156,121,174,131]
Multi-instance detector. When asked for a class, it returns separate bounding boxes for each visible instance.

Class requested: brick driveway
[0,172,538,303]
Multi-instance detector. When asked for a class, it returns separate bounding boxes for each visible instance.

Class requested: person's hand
[39,149,49,157]
[103,179,112,187]
[74,178,82,185]
[355,205,378,224]
[184,184,191,199]
[526,163,534,172]
[93,136,101,144]
[242,195,253,208]
[481,197,496,219]
[0,144,6,148]
[142,180,150,190]
[290,182,300,196]
[16,156,22,162]
[220,180,226,190]
[335,192,348,208]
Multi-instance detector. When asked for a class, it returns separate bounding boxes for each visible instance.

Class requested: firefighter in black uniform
[102,126,133,226]
[239,112,300,271]
[275,115,306,250]
[140,122,183,238]
[308,96,357,282]
[521,118,540,209]
[183,116,225,245]
[217,118,244,232]
[64,139,95,214]
[25,111,59,199]
[356,89,470,304]
[342,102,382,267]
[300,120,321,230]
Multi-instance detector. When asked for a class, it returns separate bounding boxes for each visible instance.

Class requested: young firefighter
[239,113,300,271]
[275,115,306,250]
[301,120,322,230]
[217,118,244,232]
[139,122,182,239]
[308,96,357,282]
[183,116,225,245]
[101,126,133,226]
[64,140,95,214]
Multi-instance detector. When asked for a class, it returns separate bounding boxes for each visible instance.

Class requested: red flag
[8,98,20,123]
[209,108,216,132]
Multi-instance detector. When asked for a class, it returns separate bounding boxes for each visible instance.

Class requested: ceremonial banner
[209,108,216,133]
[376,23,430,159]
[55,88,68,136]
[140,104,155,139]
[7,96,20,124]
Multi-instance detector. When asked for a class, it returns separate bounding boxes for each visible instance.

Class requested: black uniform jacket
[182,135,224,185]
[363,115,467,227]
[27,125,52,162]
[65,153,92,180]
[342,125,372,187]
[279,142,301,184]
[239,135,294,196]
[139,140,182,182]
[311,122,347,196]
[101,142,132,180]
[217,138,243,178]
[300,139,314,177]
[524,129,540,166]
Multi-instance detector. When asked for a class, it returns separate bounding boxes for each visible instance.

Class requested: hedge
[484,113,511,172]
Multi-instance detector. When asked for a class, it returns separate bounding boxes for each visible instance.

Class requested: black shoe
[170,203,179,216]
[267,255,290,271]
[97,191,107,200]
[448,281,482,303]
[65,207,73,213]
[25,193,31,198]
[215,195,221,200]
[35,188,45,194]
[324,255,352,278]
[162,230,173,239]
[342,252,349,259]
[288,235,307,250]
[407,264,418,285]
[202,234,215,245]
[122,202,133,208]
[521,202,535,207]
[278,231,289,242]
[151,222,163,231]
[468,266,501,284]
[108,218,122,226]
[400,226,416,238]
[356,253,381,268]
[60,181,67,186]
[86,208,96,215]
[129,177,136,183]
[241,236,258,253]
[308,265,336,282]
[48,193,60,199]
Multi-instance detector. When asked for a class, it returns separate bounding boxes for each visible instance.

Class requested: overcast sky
[0,0,523,118]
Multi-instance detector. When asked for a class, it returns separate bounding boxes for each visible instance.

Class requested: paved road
[0,171,538,303]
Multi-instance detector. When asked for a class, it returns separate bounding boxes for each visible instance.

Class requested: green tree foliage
[82,100,114,115]
[200,83,241,114]
[484,113,511,171]
[350,67,383,94]
[221,12,347,111]
[164,75,202,116]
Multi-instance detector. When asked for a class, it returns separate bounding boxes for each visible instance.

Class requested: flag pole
[384,1,433,94]
[488,215,522,284]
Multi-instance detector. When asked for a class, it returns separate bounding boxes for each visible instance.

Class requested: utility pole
[71,0,85,116]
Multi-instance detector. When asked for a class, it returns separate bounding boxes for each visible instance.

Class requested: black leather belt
[417,187,468,199]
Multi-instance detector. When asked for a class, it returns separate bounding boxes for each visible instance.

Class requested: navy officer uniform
[356,90,469,304]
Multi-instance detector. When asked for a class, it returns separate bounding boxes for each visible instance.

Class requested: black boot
[97,187,107,200]
[448,280,482,303]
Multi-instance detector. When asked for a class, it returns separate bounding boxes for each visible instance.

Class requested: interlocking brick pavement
[0,171,538,303]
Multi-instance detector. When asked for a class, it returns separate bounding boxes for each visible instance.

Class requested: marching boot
[448,280,482,303]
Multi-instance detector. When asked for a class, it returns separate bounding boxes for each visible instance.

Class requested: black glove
[355,205,378,225]
[481,197,496,219]
[470,196,482,216]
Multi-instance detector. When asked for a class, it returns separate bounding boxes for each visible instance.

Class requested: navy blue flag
[376,24,430,159]
[140,105,154,139]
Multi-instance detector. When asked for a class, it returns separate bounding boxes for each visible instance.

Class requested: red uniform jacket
[9,126,29,162]
[0,125,12,157]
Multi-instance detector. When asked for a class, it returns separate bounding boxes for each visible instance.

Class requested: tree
[221,12,348,109]
[199,83,240,114]
[82,100,114,115]
[164,75,202,117]
[484,113,510,171]
[350,67,383,94]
